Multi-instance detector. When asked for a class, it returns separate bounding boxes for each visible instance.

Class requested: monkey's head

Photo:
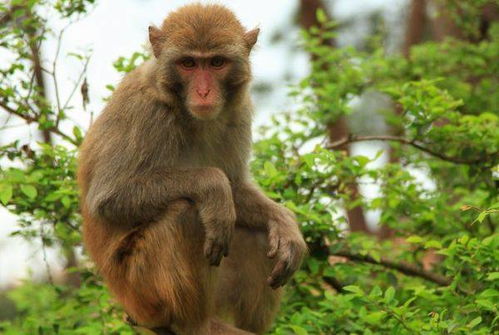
[149,4,259,121]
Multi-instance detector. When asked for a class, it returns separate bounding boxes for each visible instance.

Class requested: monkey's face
[148,4,259,120]
[175,55,231,120]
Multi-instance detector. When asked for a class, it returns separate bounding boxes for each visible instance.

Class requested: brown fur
[78,4,306,335]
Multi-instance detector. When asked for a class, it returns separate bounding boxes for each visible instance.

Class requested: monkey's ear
[149,26,164,58]
[244,28,260,50]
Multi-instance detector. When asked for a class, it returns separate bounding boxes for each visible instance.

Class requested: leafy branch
[0,101,77,145]
[326,135,490,165]
[331,250,452,286]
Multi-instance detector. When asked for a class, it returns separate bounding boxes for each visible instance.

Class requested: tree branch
[331,250,452,286]
[0,101,77,145]
[323,276,345,293]
[327,135,485,165]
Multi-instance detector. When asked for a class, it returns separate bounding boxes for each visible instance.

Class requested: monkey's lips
[189,104,221,120]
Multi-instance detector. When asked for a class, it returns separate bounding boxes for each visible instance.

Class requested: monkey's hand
[192,167,236,266]
[266,206,307,289]
[200,203,236,267]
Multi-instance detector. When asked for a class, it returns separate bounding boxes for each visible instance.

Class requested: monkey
[77,4,307,335]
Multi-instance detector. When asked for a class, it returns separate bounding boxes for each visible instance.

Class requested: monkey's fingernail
[204,245,212,257]
[267,276,280,289]
[267,246,278,258]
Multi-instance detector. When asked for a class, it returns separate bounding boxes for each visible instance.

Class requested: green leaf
[406,235,423,243]
[307,258,320,275]
[475,211,487,223]
[475,298,495,310]
[364,311,387,325]
[0,184,13,205]
[486,272,499,281]
[385,287,395,303]
[343,285,364,295]
[424,240,442,249]
[61,196,71,209]
[263,161,278,177]
[290,325,308,335]
[20,185,37,199]
[316,8,327,24]
[72,126,83,140]
[467,316,482,328]
[370,250,381,263]
[355,155,370,167]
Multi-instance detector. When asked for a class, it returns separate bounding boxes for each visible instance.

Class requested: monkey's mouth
[189,104,221,120]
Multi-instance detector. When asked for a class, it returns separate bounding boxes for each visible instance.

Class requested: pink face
[176,55,231,120]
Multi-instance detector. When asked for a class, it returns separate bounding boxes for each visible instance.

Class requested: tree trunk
[403,0,428,57]
[299,0,369,233]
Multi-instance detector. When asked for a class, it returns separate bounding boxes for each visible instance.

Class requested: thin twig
[24,70,37,104]
[62,55,91,111]
[331,250,452,286]
[327,135,486,165]
[51,25,68,120]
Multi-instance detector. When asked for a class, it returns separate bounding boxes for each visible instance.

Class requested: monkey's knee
[216,228,282,334]
[233,287,281,334]
[105,202,212,329]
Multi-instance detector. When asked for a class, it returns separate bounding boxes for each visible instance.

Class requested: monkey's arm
[232,182,307,288]
[86,167,235,266]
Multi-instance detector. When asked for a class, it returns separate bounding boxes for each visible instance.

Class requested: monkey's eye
[210,56,226,68]
[180,57,196,69]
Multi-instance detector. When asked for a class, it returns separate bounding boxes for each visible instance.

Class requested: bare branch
[327,135,486,165]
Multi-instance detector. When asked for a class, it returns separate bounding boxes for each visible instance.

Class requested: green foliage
[0,272,133,334]
[0,142,80,245]
[258,5,498,334]
[0,1,498,334]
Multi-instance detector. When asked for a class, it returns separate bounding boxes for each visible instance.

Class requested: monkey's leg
[99,199,217,334]
[100,199,254,335]
[215,227,283,334]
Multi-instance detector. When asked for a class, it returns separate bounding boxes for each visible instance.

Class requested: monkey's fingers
[204,239,226,266]
[267,260,291,289]
[267,233,280,258]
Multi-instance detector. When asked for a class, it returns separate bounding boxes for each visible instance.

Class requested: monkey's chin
[189,105,221,121]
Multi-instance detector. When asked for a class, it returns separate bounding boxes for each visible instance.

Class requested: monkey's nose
[196,89,210,98]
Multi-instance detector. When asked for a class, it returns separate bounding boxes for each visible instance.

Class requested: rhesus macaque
[78,4,306,335]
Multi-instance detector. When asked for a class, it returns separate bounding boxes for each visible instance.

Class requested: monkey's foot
[124,314,176,335]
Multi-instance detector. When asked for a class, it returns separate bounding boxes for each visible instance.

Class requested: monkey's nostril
[197,89,210,98]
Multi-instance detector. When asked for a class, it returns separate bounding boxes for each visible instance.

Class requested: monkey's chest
[178,141,241,176]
